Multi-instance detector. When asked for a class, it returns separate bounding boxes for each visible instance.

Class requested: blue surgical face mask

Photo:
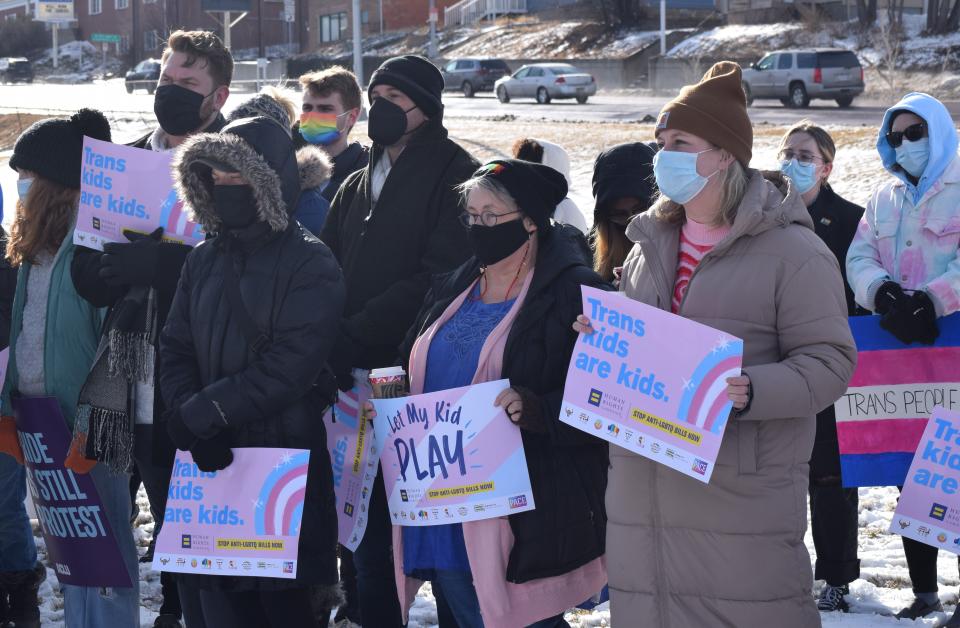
[653,148,717,205]
[17,178,33,201]
[895,137,930,179]
[779,159,818,194]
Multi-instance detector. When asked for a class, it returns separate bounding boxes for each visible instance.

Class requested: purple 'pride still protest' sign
[561,286,743,483]
[13,396,131,587]
[154,448,309,579]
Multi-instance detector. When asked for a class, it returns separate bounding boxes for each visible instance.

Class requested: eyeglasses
[459,209,521,228]
[886,123,927,148]
[777,150,825,166]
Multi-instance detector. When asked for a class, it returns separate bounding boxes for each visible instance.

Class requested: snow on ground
[15,117,943,627]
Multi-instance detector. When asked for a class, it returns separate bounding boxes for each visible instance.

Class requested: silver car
[741,48,864,109]
[495,63,597,105]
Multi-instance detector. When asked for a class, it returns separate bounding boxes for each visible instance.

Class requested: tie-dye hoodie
[846,92,960,316]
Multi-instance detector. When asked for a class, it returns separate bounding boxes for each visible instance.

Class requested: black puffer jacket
[321,116,478,371]
[159,117,346,593]
[807,184,866,480]
[401,225,612,583]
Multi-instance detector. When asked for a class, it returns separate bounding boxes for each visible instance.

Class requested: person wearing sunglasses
[777,121,866,614]
[847,92,960,624]
[589,142,657,283]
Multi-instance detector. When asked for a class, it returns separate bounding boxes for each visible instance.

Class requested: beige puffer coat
[608,171,856,627]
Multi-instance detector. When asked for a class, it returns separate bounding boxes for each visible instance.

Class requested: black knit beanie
[10,108,112,190]
[368,55,443,117]
[592,142,658,213]
[474,159,568,233]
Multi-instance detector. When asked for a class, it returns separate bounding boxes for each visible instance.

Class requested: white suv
[741,49,864,109]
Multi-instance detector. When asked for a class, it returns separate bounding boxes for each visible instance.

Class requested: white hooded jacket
[535,138,590,235]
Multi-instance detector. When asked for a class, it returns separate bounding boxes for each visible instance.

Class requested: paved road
[1,79,945,128]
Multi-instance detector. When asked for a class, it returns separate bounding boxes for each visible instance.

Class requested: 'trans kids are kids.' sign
[13,396,131,587]
[74,137,205,251]
[561,286,744,483]
[153,448,309,579]
[372,380,536,525]
[891,406,960,554]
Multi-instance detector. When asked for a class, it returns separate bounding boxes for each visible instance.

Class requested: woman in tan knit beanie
[576,62,858,627]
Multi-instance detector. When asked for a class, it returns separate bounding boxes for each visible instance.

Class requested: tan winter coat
[609,171,856,628]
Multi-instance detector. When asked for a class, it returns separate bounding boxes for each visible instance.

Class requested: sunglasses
[886,122,927,148]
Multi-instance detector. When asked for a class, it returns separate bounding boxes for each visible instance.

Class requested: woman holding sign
[0,110,141,627]
[578,62,857,626]
[847,93,960,624]
[385,159,610,627]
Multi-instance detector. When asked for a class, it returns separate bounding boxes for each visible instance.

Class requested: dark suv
[741,49,864,108]
[125,59,161,94]
[1,58,33,84]
[441,58,511,97]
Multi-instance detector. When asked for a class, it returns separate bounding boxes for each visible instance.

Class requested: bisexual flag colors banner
[74,137,205,251]
[835,313,960,487]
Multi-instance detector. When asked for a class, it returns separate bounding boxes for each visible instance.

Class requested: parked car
[741,48,864,109]
[0,58,33,84]
[441,58,511,97]
[495,63,597,105]
[125,59,161,94]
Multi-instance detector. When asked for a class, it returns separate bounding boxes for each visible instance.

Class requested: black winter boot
[2,562,45,628]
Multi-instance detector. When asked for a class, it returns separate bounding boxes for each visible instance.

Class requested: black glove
[191,431,234,472]
[874,281,906,315]
[507,386,548,434]
[98,227,163,288]
[880,291,940,345]
[166,408,198,451]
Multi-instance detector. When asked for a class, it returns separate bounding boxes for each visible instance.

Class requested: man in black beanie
[319,54,478,628]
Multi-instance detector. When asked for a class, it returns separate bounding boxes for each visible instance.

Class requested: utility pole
[52,22,58,69]
[352,0,363,85]
[428,0,437,58]
[258,0,264,59]
[659,0,666,54]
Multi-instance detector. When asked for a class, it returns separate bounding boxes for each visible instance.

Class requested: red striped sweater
[672,219,731,313]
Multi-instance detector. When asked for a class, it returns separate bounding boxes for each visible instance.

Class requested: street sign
[90,33,121,44]
[283,0,295,21]
[429,8,438,22]
[35,0,74,22]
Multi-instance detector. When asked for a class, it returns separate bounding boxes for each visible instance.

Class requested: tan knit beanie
[655,61,753,167]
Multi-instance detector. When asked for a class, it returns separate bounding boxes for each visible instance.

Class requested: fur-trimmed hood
[173,116,301,233]
[297,146,332,191]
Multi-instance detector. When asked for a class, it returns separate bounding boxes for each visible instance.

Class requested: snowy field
[10,116,948,626]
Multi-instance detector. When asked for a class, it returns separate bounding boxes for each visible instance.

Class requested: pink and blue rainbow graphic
[158,189,204,241]
[837,313,960,487]
[677,338,743,435]
[254,451,310,536]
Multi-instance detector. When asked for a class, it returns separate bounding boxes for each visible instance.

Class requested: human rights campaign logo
[181,535,192,549]
[931,503,949,521]
[588,389,603,407]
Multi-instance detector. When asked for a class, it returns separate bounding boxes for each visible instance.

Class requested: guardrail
[444,0,526,27]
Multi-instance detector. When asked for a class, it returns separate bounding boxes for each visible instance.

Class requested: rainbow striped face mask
[299,110,351,146]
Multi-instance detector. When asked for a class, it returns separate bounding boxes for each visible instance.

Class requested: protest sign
[13,396,130,587]
[74,136,205,251]
[890,406,960,554]
[372,379,536,526]
[154,448,309,579]
[323,369,379,551]
[560,286,743,483]
[835,313,960,487]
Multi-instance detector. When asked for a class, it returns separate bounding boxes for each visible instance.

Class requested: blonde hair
[778,120,836,183]
[7,176,78,267]
[261,85,299,127]
[652,150,749,227]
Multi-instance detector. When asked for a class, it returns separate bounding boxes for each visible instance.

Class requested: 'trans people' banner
[561,286,743,483]
[74,137,205,251]
[891,406,960,554]
[13,397,131,587]
[323,369,379,551]
[154,448,309,579]
[835,313,960,487]
[372,379,536,525]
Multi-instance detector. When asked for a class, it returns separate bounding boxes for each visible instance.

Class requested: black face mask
[212,184,258,230]
[155,84,212,136]
[467,220,530,266]
[367,98,417,147]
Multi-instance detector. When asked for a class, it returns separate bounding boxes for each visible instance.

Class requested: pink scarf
[393,269,607,627]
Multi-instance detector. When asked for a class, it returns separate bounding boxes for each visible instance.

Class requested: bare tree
[927,0,960,33]
[856,0,877,29]
[870,18,903,101]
